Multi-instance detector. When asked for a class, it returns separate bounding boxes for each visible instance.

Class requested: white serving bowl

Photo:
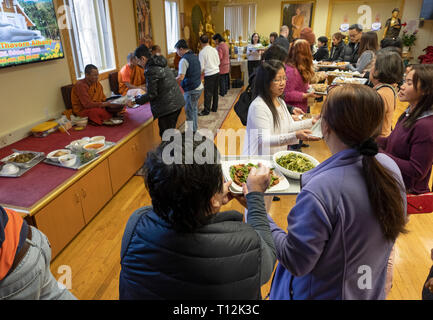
[83,142,106,153]
[1,163,20,175]
[90,136,105,144]
[47,149,72,162]
[59,154,77,167]
[273,151,320,180]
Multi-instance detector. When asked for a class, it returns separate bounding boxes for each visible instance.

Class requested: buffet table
[0,105,185,257]
[230,58,249,86]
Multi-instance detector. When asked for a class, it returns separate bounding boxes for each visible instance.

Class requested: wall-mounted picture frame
[281,1,316,41]
[134,0,153,46]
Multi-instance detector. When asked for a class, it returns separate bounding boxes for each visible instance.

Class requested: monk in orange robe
[118,53,146,96]
[71,64,115,125]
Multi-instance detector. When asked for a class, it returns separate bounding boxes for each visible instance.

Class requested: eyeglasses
[272,77,287,84]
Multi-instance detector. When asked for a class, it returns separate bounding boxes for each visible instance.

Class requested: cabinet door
[78,159,113,224]
[34,184,85,258]
[108,136,141,194]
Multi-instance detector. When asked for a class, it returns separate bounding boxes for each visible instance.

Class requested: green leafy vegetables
[276,154,316,173]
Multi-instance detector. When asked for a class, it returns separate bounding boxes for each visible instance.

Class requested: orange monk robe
[118,64,146,96]
[71,79,112,125]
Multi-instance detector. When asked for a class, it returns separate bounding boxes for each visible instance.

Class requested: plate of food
[332,77,368,85]
[1,151,44,168]
[311,83,328,95]
[273,151,320,180]
[222,160,290,194]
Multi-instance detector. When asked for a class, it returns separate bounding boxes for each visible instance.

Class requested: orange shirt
[0,208,26,280]
[376,85,396,137]
[118,64,145,96]
[71,79,106,116]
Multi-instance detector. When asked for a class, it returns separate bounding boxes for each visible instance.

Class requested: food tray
[316,62,349,69]
[65,141,116,154]
[43,153,101,171]
[332,77,368,85]
[221,156,301,195]
[0,151,46,178]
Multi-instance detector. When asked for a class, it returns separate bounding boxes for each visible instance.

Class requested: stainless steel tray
[43,153,101,171]
[0,152,46,178]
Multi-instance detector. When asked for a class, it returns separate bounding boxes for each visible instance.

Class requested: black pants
[422,265,433,300]
[219,73,230,96]
[157,108,181,138]
[248,60,260,79]
[204,73,220,113]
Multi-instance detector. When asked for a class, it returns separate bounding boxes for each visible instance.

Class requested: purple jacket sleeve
[376,136,388,150]
[268,190,332,277]
[385,122,433,183]
[284,66,306,104]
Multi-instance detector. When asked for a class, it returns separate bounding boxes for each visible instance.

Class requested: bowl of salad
[273,151,320,180]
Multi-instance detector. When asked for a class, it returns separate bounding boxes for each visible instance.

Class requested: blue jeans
[184,89,203,132]
[0,226,77,300]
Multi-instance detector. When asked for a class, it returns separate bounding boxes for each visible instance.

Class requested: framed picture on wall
[281,1,316,41]
[134,0,153,46]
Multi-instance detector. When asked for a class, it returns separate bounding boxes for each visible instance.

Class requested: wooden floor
[50,94,433,300]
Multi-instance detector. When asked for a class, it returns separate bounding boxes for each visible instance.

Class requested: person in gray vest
[119,132,276,300]
[175,39,203,133]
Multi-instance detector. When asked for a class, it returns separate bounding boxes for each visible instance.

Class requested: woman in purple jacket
[269,84,408,300]
[377,64,433,194]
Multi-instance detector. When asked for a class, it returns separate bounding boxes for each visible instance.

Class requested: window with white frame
[164,0,180,54]
[224,4,257,42]
[65,0,116,79]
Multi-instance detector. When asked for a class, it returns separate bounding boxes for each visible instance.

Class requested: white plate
[273,151,320,180]
[310,118,323,139]
[222,159,290,194]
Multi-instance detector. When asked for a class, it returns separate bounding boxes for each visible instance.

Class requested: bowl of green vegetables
[273,151,320,180]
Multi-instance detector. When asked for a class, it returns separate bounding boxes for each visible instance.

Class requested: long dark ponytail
[322,84,407,241]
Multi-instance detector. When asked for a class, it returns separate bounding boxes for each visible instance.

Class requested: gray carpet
[181,87,243,137]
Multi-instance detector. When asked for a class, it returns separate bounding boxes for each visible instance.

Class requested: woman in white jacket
[242,60,319,209]
[243,60,319,157]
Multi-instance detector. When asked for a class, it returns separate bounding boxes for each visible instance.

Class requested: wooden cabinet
[32,116,185,259]
[78,160,113,224]
[34,183,86,258]
[109,120,160,194]
[109,135,143,195]
[34,160,112,257]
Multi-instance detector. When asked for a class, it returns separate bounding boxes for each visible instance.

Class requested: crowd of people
[1,21,432,301]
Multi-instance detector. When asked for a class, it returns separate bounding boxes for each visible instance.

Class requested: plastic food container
[31,121,60,138]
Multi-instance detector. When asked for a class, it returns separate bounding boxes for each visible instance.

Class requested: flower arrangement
[261,36,270,47]
[401,27,418,47]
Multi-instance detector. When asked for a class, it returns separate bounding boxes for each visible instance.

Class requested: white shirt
[243,96,313,156]
[198,45,220,77]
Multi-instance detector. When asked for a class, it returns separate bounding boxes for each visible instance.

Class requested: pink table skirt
[0,105,154,210]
